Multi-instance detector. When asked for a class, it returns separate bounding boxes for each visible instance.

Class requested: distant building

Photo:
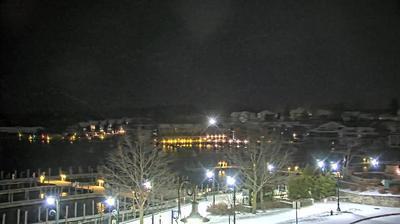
[289,107,308,120]
[230,111,257,123]
[314,109,333,119]
[257,110,276,121]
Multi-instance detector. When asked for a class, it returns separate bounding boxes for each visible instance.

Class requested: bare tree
[227,138,290,213]
[102,134,174,224]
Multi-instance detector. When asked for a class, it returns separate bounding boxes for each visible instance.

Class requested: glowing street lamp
[206,170,214,179]
[330,162,338,172]
[206,170,216,206]
[45,196,59,224]
[317,160,324,169]
[317,160,326,172]
[143,180,152,190]
[46,196,56,206]
[105,197,116,207]
[330,162,341,212]
[105,196,119,224]
[208,117,217,126]
[267,164,274,172]
[370,158,379,167]
[226,176,236,224]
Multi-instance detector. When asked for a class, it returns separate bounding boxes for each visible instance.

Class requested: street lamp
[267,164,274,172]
[330,162,341,212]
[330,162,338,172]
[370,158,379,168]
[105,196,119,224]
[45,196,59,224]
[208,117,217,126]
[226,176,236,224]
[177,178,191,217]
[317,161,325,170]
[143,180,152,190]
[317,160,325,170]
[206,170,216,206]
[105,197,115,207]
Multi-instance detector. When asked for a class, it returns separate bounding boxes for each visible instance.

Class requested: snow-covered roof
[290,107,306,114]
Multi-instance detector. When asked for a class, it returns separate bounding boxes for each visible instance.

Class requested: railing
[0,192,103,209]
[30,198,179,224]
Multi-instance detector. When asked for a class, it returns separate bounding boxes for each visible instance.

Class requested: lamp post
[330,162,341,212]
[206,170,216,206]
[317,160,325,172]
[46,196,59,224]
[370,158,379,168]
[105,196,119,224]
[226,176,236,224]
[208,117,217,126]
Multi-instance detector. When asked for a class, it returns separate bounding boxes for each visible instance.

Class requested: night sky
[1,0,400,122]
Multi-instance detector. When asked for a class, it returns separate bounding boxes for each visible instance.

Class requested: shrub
[207,203,233,215]
[261,201,292,209]
[288,170,335,200]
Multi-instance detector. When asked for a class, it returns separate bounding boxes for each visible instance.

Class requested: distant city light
[39,175,45,183]
[60,174,66,181]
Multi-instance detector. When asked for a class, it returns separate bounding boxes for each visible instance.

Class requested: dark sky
[1,0,400,120]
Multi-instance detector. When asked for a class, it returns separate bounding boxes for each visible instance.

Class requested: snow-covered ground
[124,194,400,224]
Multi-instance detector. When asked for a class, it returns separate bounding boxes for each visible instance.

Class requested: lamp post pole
[212,178,216,206]
[55,199,59,224]
[178,178,190,217]
[226,176,236,224]
[336,175,341,212]
[116,198,120,224]
[331,162,341,212]
[233,185,236,224]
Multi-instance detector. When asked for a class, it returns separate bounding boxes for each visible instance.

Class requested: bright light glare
[317,160,325,169]
[143,181,152,189]
[267,164,274,171]
[208,117,217,126]
[226,176,235,186]
[105,197,115,206]
[206,170,214,179]
[371,158,379,167]
[331,162,338,171]
[46,196,56,205]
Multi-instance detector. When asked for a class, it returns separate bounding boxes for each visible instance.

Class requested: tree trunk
[259,188,264,210]
[251,191,257,213]
[139,206,144,224]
